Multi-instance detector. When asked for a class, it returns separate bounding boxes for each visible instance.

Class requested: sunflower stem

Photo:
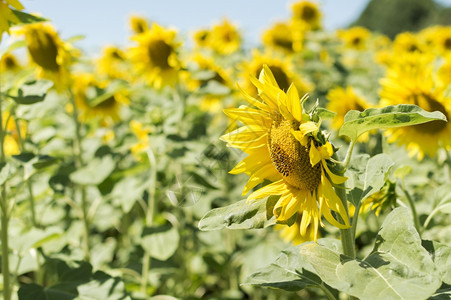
[140,146,157,295]
[343,140,356,170]
[68,91,91,262]
[0,91,12,300]
[400,180,421,236]
[318,283,337,300]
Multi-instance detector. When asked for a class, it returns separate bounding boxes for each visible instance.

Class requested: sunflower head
[291,1,322,30]
[222,65,349,241]
[209,18,241,55]
[96,46,130,81]
[2,111,26,156]
[262,22,302,53]
[129,23,182,88]
[393,32,425,54]
[192,28,211,48]
[0,52,21,72]
[380,54,451,160]
[337,27,371,50]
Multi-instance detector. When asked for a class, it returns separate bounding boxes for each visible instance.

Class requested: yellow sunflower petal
[247,180,286,202]
[287,84,302,122]
[321,160,348,184]
[309,141,322,166]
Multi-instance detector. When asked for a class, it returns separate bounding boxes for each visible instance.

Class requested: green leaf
[8,80,53,105]
[111,176,148,213]
[141,224,180,261]
[430,287,451,300]
[70,156,115,185]
[300,208,441,300]
[316,107,336,120]
[198,196,277,231]
[11,10,47,25]
[422,240,451,285]
[346,154,393,206]
[339,104,447,141]
[243,245,322,291]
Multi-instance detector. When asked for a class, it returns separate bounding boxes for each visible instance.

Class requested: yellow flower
[276,212,320,245]
[0,52,21,72]
[326,86,372,141]
[129,15,148,34]
[129,23,182,88]
[72,73,129,124]
[380,53,451,160]
[14,22,74,91]
[221,65,349,242]
[192,28,210,48]
[209,18,241,55]
[337,27,371,50]
[240,50,313,99]
[130,120,150,158]
[393,32,425,54]
[0,0,24,42]
[291,1,321,31]
[262,21,303,53]
[360,181,397,216]
[96,46,130,81]
[2,111,26,156]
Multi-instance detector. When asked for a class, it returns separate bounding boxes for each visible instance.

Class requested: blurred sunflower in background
[72,73,129,125]
[130,120,151,159]
[192,28,210,48]
[14,22,74,91]
[222,66,349,241]
[380,53,451,160]
[208,18,241,55]
[262,21,303,53]
[129,23,182,88]
[0,52,21,73]
[240,50,313,99]
[337,26,371,50]
[290,0,322,31]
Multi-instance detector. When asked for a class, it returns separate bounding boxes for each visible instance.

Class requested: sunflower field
[1,0,451,299]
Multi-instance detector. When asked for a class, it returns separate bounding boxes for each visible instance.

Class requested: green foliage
[6,80,53,105]
[339,104,447,141]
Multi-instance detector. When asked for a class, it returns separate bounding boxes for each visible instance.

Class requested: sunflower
[0,52,21,72]
[129,15,148,34]
[72,73,129,124]
[291,0,321,31]
[276,212,320,245]
[326,86,372,141]
[262,21,303,53]
[337,27,371,50]
[209,18,241,55]
[187,53,234,113]
[129,23,182,88]
[14,22,73,91]
[0,0,24,41]
[240,50,313,99]
[96,45,130,81]
[192,28,211,48]
[393,32,425,54]
[380,53,451,160]
[221,65,349,241]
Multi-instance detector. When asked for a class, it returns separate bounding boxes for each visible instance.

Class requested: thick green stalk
[140,147,157,295]
[335,184,355,258]
[0,93,11,300]
[68,93,91,261]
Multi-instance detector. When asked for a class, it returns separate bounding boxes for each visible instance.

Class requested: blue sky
[4,0,451,53]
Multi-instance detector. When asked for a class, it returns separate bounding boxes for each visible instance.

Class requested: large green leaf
[11,10,47,25]
[70,156,115,185]
[422,240,451,285]
[18,260,130,300]
[300,208,441,300]
[7,80,53,105]
[198,196,277,231]
[141,224,180,261]
[243,239,341,292]
[339,104,447,141]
